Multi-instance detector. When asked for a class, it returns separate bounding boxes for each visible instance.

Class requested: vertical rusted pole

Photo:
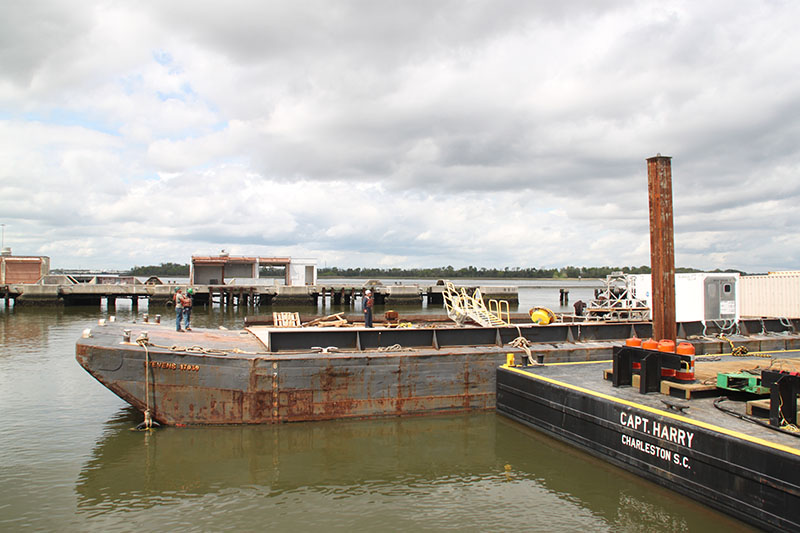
[647,155,676,343]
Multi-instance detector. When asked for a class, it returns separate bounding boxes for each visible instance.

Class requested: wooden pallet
[273,312,300,327]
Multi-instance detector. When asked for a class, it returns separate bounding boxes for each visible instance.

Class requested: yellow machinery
[529,306,556,325]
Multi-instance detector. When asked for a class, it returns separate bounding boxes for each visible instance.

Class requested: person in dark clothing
[363,289,374,328]
[573,300,586,316]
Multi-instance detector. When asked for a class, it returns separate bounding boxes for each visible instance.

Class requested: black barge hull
[496,363,800,532]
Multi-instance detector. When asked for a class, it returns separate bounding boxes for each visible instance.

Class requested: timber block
[747,398,800,418]
[602,370,640,389]
[660,380,717,400]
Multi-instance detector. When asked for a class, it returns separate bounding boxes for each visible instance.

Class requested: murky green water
[0,289,756,531]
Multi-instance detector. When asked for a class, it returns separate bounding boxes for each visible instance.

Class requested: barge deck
[496,351,800,532]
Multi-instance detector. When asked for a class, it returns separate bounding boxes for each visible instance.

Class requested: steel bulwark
[261,323,653,352]
[258,319,800,353]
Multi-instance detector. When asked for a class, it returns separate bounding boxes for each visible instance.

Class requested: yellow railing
[489,299,510,324]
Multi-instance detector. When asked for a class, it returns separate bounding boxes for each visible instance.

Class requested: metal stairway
[443,282,509,327]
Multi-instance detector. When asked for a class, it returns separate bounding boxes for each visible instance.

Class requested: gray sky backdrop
[1,1,799,272]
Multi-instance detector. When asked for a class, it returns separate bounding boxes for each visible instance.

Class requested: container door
[704,277,737,320]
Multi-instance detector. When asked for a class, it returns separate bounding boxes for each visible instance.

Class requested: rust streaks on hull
[82,321,764,426]
[79,341,502,425]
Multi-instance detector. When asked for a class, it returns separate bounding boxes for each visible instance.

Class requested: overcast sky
[1,1,798,273]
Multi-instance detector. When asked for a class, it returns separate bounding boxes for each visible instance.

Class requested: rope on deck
[508,326,537,366]
[143,341,268,356]
[376,344,415,352]
[719,334,772,358]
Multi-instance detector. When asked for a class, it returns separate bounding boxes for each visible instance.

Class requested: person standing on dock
[363,289,374,328]
[182,288,194,331]
[174,288,185,331]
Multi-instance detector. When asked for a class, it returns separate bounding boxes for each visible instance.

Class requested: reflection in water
[77,412,499,507]
[75,412,752,532]
[492,418,746,532]
[0,306,67,354]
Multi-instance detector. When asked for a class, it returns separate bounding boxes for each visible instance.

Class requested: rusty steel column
[647,154,676,343]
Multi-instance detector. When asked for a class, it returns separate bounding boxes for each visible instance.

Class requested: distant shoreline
[316,276,603,281]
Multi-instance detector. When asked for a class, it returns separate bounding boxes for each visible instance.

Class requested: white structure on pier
[190,252,317,286]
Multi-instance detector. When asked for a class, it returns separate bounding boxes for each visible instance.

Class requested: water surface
[0,284,755,531]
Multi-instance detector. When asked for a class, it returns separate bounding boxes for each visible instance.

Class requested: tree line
[128,262,190,276]
[126,263,745,279]
[317,265,742,279]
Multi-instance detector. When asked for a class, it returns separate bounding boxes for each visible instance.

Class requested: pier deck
[4,282,519,307]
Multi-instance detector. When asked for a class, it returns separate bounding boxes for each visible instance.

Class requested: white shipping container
[740,272,800,318]
[629,273,739,323]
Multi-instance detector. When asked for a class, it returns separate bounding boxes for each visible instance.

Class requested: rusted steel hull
[75,324,510,425]
[76,319,800,425]
[76,348,501,425]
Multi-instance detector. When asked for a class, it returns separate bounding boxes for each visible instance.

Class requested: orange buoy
[629,337,651,371]
[676,342,695,355]
[657,339,675,352]
[636,338,658,371]
[656,339,676,377]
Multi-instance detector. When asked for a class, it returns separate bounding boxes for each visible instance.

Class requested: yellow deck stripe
[502,363,800,457]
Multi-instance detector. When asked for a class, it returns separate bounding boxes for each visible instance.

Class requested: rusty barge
[75,317,800,426]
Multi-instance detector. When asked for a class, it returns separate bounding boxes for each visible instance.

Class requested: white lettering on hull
[619,411,694,470]
[620,412,695,448]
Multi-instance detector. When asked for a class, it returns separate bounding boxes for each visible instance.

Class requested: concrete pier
[4,282,519,308]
